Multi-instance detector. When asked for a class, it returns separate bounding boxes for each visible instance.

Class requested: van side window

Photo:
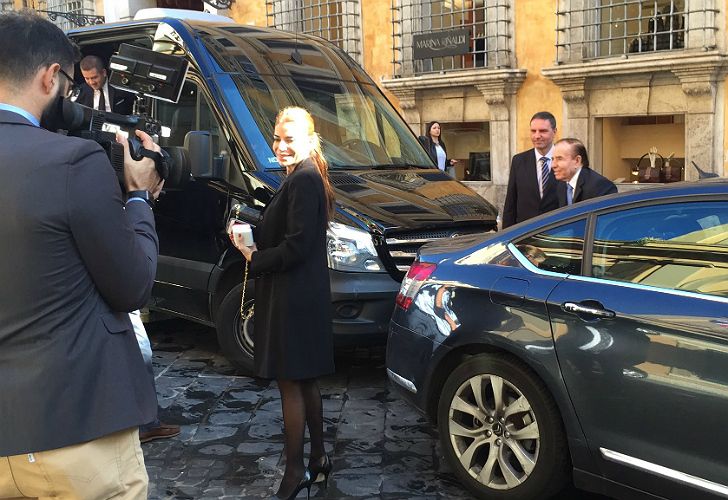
[514,219,587,274]
[592,201,728,298]
[157,80,222,153]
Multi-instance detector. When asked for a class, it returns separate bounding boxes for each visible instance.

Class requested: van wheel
[215,283,255,375]
[437,354,569,500]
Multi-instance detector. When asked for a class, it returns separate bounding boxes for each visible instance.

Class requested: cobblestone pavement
[143,318,608,500]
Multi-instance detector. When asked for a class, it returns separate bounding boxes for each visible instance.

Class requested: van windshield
[197,27,434,169]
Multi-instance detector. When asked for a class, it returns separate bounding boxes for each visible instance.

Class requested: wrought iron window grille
[35,9,103,26]
[266,0,362,63]
[555,0,720,63]
[391,0,512,78]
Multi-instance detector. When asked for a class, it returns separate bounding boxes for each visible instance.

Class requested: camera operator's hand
[117,130,163,197]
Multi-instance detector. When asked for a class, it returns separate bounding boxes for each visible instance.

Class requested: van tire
[215,283,255,375]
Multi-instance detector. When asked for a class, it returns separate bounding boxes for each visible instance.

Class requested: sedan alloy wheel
[438,354,568,499]
[448,373,540,490]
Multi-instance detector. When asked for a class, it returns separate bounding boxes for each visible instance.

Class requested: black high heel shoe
[272,469,312,500]
[309,454,332,489]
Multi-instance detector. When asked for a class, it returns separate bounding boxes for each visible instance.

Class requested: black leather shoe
[271,469,312,500]
[308,454,332,488]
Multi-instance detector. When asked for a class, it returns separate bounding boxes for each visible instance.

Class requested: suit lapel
[526,150,540,199]
[574,167,588,202]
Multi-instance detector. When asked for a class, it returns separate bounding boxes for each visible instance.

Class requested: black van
[67,13,498,371]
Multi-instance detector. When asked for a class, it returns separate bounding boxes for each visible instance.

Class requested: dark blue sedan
[387,180,728,500]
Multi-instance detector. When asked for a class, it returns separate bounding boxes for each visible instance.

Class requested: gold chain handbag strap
[240,260,254,322]
[234,204,254,322]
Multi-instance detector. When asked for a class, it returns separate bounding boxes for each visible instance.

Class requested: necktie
[97,89,106,111]
[539,157,550,198]
[567,183,574,205]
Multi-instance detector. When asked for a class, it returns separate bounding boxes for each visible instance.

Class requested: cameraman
[0,12,161,500]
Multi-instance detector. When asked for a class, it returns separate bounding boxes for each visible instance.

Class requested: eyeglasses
[58,68,80,99]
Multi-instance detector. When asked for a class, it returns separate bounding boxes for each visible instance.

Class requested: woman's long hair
[425,121,446,152]
[275,107,336,220]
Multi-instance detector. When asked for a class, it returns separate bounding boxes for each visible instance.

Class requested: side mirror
[185,131,229,181]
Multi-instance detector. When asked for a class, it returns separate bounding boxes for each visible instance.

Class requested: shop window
[266,0,362,64]
[391,0,512,77]
[440,121,490,181]
[592,201,728,298]
[556,0,719,63]
[598,114,685,184]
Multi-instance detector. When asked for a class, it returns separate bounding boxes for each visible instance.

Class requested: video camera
[58,44,190,190]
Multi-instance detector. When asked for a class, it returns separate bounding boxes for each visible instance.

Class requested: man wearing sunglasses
[0,12,162,499]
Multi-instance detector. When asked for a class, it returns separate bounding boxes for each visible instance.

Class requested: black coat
[76,82,135,114]
[250,159,334,380]
[419,136,454,170]
[557,166,618,207]
[502,148,559,228]
[0,110,158,455]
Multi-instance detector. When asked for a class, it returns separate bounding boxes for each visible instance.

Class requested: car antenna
[290,10,302,64]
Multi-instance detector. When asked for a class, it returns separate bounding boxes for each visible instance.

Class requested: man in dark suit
[502,111,559,228]
[552,138,617,206]
[75,54,135,114]
[0,12,162,498]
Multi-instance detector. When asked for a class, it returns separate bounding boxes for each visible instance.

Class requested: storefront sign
[413,28,470,59]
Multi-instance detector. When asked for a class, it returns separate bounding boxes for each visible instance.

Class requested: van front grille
[381,226,491,275]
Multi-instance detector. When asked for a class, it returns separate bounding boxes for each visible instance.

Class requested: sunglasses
[58,68,81,99]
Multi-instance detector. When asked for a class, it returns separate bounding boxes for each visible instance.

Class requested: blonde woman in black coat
[230,107,335,499]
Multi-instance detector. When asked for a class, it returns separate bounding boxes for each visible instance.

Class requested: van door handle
[562,302,615,318]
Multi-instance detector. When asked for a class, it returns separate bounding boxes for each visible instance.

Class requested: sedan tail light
[396,261,437,310]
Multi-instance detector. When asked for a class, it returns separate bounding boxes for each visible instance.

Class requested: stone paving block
[327,474,383,497]
[380,473,441,496]
[335,438,386,456]
[190,424,240,443]
[207,409,253,425]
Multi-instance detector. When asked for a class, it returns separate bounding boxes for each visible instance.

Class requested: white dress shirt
[93,81,111,112]
[535,146,554,198]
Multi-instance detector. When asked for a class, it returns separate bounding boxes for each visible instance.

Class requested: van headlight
[326,222,385,272]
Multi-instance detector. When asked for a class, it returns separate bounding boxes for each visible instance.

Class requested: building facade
[6,0,727,211]
[234,0,728,212]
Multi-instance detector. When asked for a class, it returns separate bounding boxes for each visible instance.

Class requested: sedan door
[548,199,728,499]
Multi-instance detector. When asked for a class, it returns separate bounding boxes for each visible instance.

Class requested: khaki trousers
[0,428,147,500]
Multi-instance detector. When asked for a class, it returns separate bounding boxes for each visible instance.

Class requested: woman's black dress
[249,158,334,380]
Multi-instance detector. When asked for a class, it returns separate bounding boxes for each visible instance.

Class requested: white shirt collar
[535,145,554,163]
[94,80,110,111]
[568,167,583,191]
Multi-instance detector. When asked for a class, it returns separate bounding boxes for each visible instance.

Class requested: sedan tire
[437,354,569,500]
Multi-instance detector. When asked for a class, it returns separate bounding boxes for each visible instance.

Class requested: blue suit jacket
[0,110,158,455]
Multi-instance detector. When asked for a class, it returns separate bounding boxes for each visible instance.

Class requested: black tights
[276,378,325,498]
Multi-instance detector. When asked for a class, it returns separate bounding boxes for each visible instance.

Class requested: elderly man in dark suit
[75,54,135,114]
[552,138,617,206]
[0,12,162,499]
[502,111,560,228]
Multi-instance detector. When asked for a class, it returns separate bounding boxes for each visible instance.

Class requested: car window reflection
[593,201,728,298]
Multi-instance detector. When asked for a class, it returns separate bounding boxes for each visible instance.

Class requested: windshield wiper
[369,164,427,170]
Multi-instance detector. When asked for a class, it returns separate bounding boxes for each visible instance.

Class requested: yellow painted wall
[513,0,563,152]
[361,0,392,82]
[229,2,267,26]
[725,7,728,176]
